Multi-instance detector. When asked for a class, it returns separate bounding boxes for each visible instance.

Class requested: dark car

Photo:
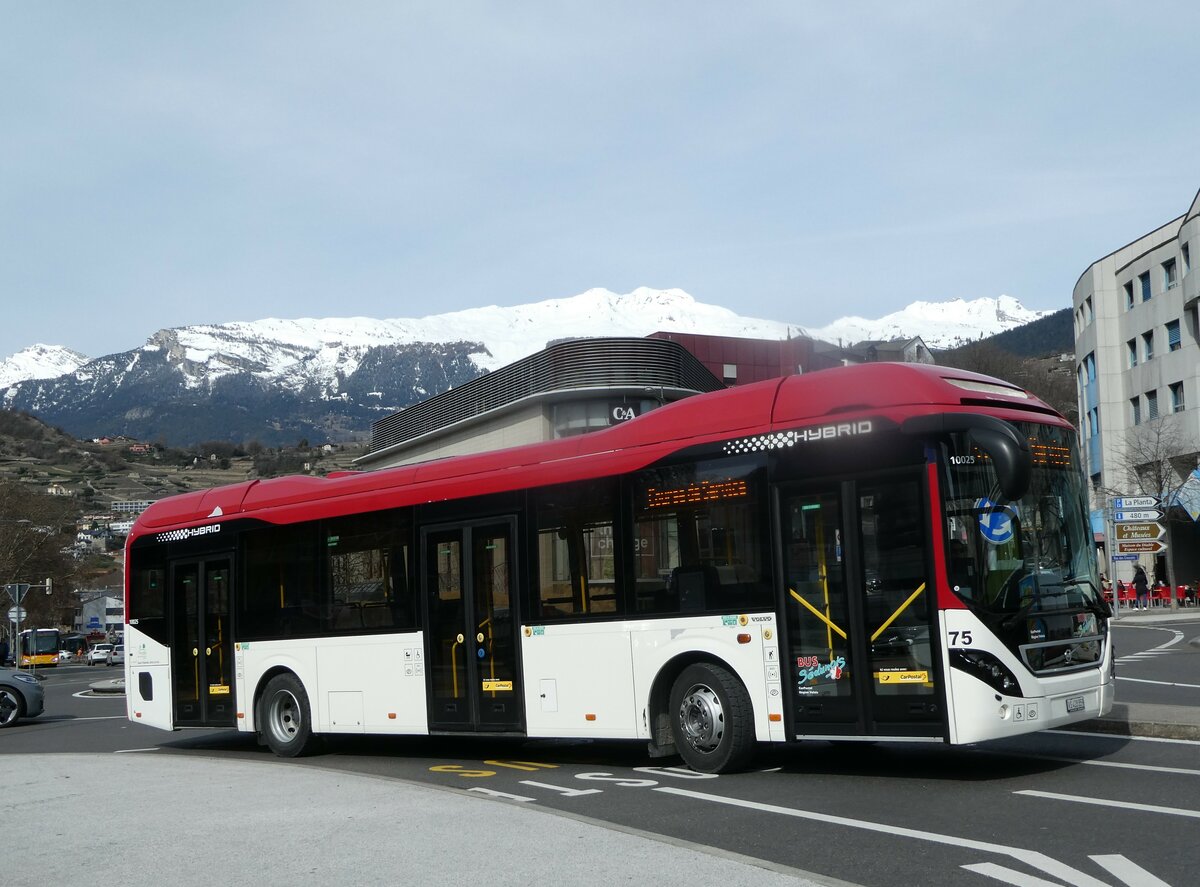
[0,668,45,728]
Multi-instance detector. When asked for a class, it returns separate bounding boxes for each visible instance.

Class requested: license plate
[1066,695,1085,713]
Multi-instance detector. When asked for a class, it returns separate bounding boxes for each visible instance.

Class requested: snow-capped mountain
[0,344,90,389]
[808,295,1050,350]
[134,287,795,398]
[0,287,1049,446]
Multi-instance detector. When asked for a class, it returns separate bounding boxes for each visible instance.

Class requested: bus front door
[423,519,522,733]
[779,475,943,739]
[169,557,236,727]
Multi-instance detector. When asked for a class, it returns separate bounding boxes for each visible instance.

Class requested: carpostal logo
[156,524,222,543]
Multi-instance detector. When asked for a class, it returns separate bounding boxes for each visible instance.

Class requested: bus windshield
[941,422,1104,622]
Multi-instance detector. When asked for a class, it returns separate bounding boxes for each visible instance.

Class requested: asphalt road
[1110,617,1200,705]
[5,639,1199,887]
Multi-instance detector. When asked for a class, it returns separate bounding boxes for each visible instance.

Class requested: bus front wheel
[259,674,322,757]
[669,662,754,774]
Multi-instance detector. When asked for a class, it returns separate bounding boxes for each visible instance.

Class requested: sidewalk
[0,752,839,887]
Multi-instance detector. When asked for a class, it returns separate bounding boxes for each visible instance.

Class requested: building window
[1142,331,1154,362]
[1089,407,1099,437]
[1146,390,1159,420]
[1127,339,1138,368]
[722,363,738,383]
[1167,319,1181,352]
[1124,281,1134,310]
[1170,382,1186,413]
[1131,397,1141,425]
[1163,258,1178,290]
[1085,352,1096,382]
[1140,271,1151,302]
[1084,296,1093,323]
[1184,242,1191,276]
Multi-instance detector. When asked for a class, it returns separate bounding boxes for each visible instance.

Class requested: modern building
[1072,187,1200,587]
[357,332,851,470]
[358,336,726,470]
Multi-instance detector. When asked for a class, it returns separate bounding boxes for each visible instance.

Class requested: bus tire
[0,688,25,728]
[669,662,755,774]
[259,673,322,757]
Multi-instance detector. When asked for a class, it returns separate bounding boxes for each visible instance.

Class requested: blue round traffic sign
[976,497,1017,545]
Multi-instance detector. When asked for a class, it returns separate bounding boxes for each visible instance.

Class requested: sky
[2,2,1198,361]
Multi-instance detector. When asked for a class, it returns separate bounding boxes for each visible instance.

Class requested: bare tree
[1108,417,1200,609]
[0,481,79,630]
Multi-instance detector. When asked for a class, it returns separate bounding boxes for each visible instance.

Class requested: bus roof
[130,363,1064,537]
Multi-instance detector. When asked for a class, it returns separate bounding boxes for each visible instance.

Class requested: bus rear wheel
[669,662,754,774]
[259,674,321,757]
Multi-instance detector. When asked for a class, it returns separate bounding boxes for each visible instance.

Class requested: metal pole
[1106,502,1118,622]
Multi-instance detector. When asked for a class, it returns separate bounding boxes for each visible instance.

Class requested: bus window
[632,458,771,615]
[240,524,321,638]
[532,480,619,619]
[129,557,168,646]
[326,512,415,632]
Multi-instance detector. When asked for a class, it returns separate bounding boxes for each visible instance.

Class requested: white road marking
[1115,675,1200,689]
[114,747,162,753]
[518,780,602,797]
[1016,790,1200,820]
[987,752,1200,779]
[1046,730,1200,747]
[962,862,1068,886]
[654,786,1114,887]
[1090,854,1172,887]
[467,787,535,802]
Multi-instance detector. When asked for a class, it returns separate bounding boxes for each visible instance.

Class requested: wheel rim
[678,682,724,753]
[266,689,301,745]
[0,690,19,726]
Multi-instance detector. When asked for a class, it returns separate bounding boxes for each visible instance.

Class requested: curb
[88,679,125,695]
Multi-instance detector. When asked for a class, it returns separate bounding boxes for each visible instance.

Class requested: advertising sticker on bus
[975,497,1017,545]
[796,655,847,695]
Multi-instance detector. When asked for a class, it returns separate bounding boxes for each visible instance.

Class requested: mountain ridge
[1,287,1056,447]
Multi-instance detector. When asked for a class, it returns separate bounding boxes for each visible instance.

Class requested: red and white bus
[123,363,1112,772]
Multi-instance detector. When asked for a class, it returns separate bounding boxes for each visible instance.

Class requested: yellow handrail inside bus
[870,583,927,643]
[449,635,461,697]
[788,588,847,640]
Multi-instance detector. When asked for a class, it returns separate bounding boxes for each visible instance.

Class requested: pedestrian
[1132,564,1150,610]
[0,636,8,667]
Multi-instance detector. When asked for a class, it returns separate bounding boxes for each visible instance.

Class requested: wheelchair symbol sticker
[976,497,1017,544]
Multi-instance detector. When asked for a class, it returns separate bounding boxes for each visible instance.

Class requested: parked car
[87,644,113,666]
[57,650,73,663]
[106,645,125,667]
[0,667,45,728]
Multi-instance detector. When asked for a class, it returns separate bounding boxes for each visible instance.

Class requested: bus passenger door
[169,557,237,727]
[423,519,522,733]
[779,485,862,730]
[779,475,942,738]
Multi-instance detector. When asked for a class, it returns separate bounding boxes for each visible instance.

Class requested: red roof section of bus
[130,362,1064,537]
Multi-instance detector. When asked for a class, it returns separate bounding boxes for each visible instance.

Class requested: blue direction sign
[1112,496,1159,510]
[1112,553,1140,562]
[1114,509,1163,523]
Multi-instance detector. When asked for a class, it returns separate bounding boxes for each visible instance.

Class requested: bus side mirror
[969,426,1032,502]
[901,413,1032,502]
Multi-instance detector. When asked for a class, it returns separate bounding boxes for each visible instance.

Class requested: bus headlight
[950,649,1022,697]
